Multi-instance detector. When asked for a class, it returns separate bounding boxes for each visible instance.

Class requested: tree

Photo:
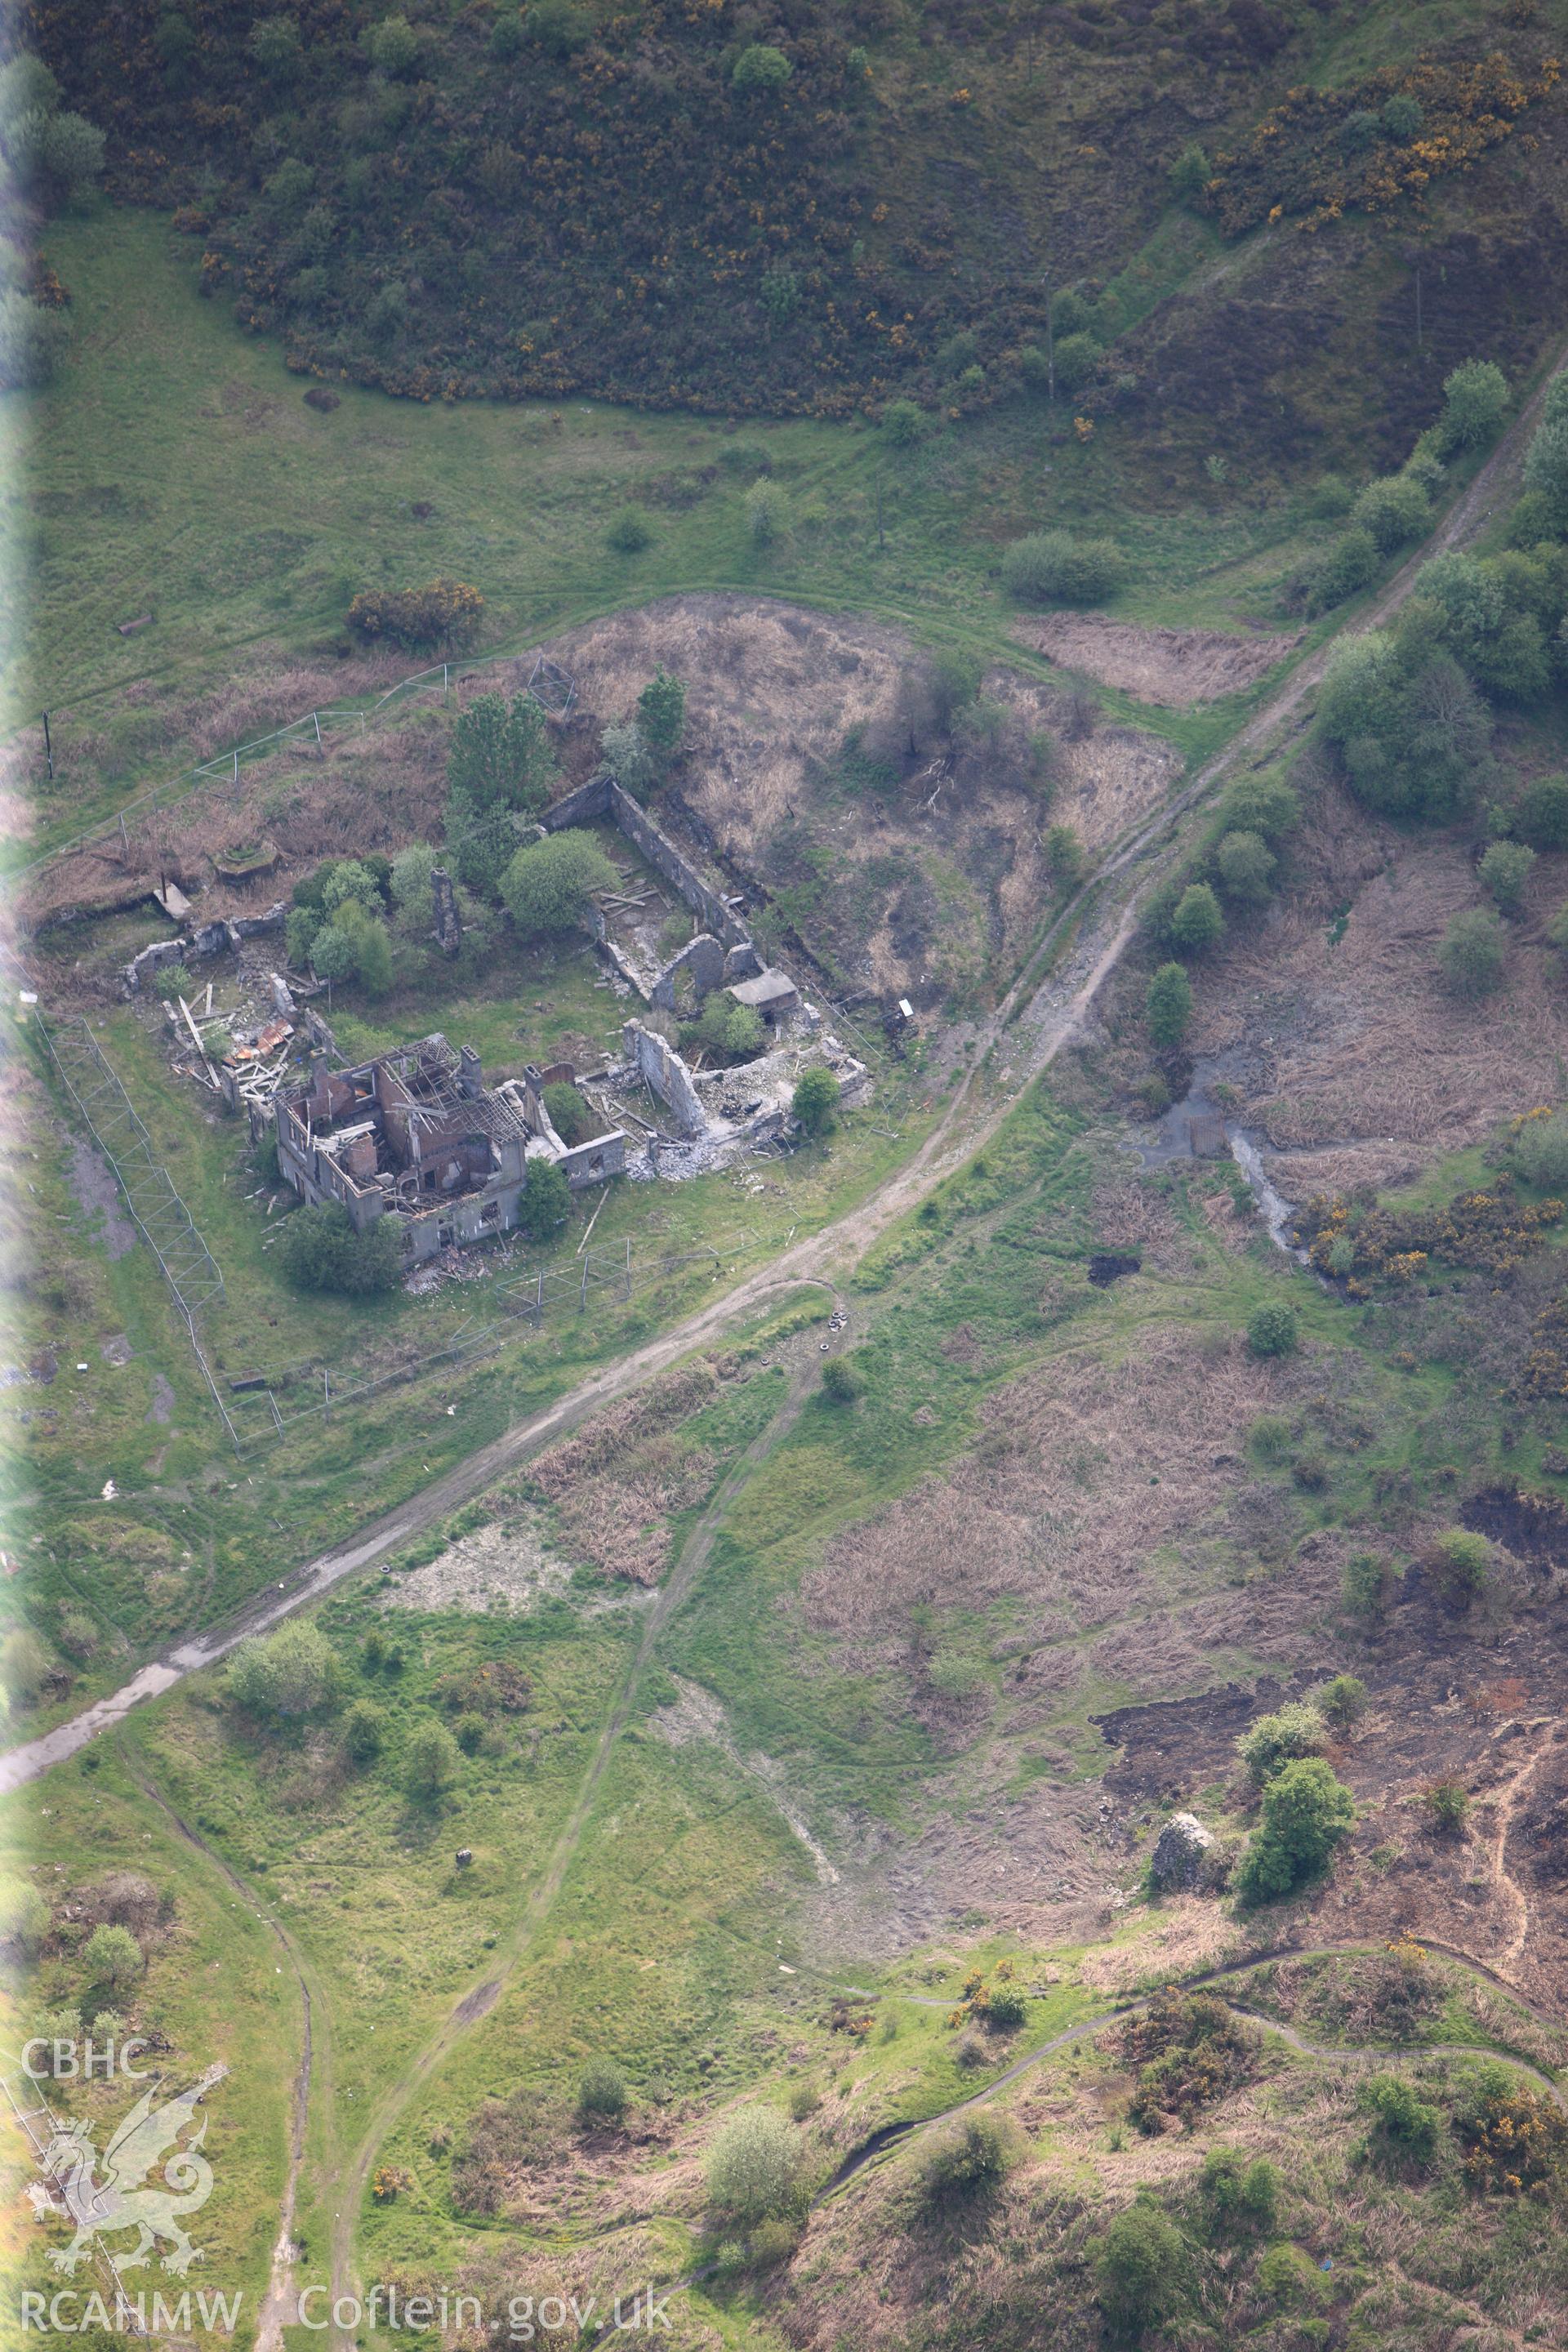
[1094,2201,1189,2338]
[1361,2074,1441,2169]
[1508,1108,1568,1189]
[448,692,557,817]
[1235,1757,1355,1905]
[0,1878,51,1953]
[514,1156,570,1241]
[228,1621,341,1717]
[1439,909,1507,998]
[389,842,439,937]
[364,12,420,74]
[600,719,658,797]
[1144,962,1192,1049]
[1478,840,1535,911]
[83,1924,144,1993]
[1517,774,1568,848]
[1237,1700,1329,1786]
[1046,825,1085,892]
[524,0,591,55]
[1000,529,1124,606]
[638,669,687,760]
[1168,882,1224,955]
[406,1721,463,1801]
[343,1700,388,1763]
[1441,359,1508,450]
[577,2060,629,2124]
[1428,1526,1490,1608]
[501,831,617,937]
[1052,332,1100,394]
[541,1081,589,1145]
[921,2114,1013,2203]
[1169,141,1210,200]
[746,479,791,546]
[820,1356,862,1404]
[248,15,304,76]
[1523,408,1568,532]
[0,290,70,390]
[882,398,929,445]
[1246,1299,1298,1358]
[1352,474,1432,552]
[1315,1673,1367,1731]
[732,43,792,91]
[792,1067,840,1135]
[319,860,384,915]
[1424,1779,1470,1834]
[1199,2145,1278,2237]
[1214,829,1275,904]
[607,508,653,555]
[1317,632,1490,824]
[281,1203,402,1294]
[705,2107,799,2227]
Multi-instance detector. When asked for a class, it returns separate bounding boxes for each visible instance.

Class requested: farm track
[11,330,1568,2333]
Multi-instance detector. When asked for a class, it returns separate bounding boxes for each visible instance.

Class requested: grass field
[5,209,1359,755]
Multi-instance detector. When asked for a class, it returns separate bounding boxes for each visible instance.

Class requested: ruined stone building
[273,1035,625,1263]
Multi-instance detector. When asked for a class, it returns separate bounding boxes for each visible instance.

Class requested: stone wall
[621,1018,706,1138]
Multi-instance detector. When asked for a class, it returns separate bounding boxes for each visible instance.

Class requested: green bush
[1517,774,1568,848]
[1236,1701,1329,1787]
[1235,1757,1355,1906]
[607,507,654,554]
[1214,829,1276,904]
[0,1629,51,1704]
[0,290,70,389]
[541,1080,590,1146]
[1441,358,1508,449]
[1428,1526,1490,1606]
[1246,1299,1297,1358]
[1168,882,1224,955]
[1478,840,1535,910]
[1168,140,1210,200]
[364,12,420,74]
[281,1203,402,1295]
[1438,909,1507,998]
[229,1621,341,1717]
[1094,2201,1189,2337]
[792,1067,840,1135]
[1317,630,1490,823]
[1198,2145,1278,2237]
[920,2113,1014,2203]
[448,690,556,817]
[501,831,617,937]
[1000,529,1124,606]
[342,1699,388,1763]
[1382,92,1423,137]
[746,478,791,546]
[1307,525,1379,613]
[1342,1549,1392,1619]
[1508,1108,1568,1189]
[1046,824,1085,892]
[0,1878,50,1954]
[405,1720,464,1801]
[732,42,791,90]
[1249,1413,1293,1463]
[982,1984,1027,2030]
[1052,331,1100,394]
[577,2060,630,2124]
[514,1156,570,1242]
[524,0,590,56]
[820,1356,862,1404]
[1145,962,1192,1049]
[705,2107,800,2227]
[83,1923,143,1993]
[1361,2073,1442,2169]
[882,397,929,444]
[1424,1778,1470,1833]
[1352,473,1432,552]
[638,668,686,759]
[1314,1673,1367,1731]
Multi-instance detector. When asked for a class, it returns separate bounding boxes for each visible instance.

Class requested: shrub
[364,13,420,74]
[1000,529,1123,606]
[453,1711,487,1755]
[1428,1526,1490,1607]
[154,963,194,1001]
[638,668,686,760]
[1237,1701,1329,1786]
[1169,140,1211,200]
[448,691,555,817]
[1249,1413,1293,1463]
[1258,2243,1328,2311]
[1308,527,1379,611]
[525,0,590,55]
[1439,909,1507,997]
[600,719,659,797]
[1509,1108,1568,1189]
[83,1923,143,1992]
[1168,882,1224,955]
[406,1721,463,1800]
[249,15,304,75]
[820,1356,862,1404]
[981,1983,1027,2030]
[1352,474,1432,552]
[1046,824,1085,891]
[746,479,790,546]
[342,1700,387,1763]
[685,992,764,1061]
[1214,829,1276,904]
[793,1067,840,1135]
[1145,962,1192,1049]
[1343,1549,1392,1619]
[577,2060,629,2124]
[882,398,929,444]
[514,1156,570,1242]
[1517,774,1568,848]
[1199,2145,1278,2237]
[1,1629,51,1704]
[281,1203,401,1295]
[607,507,654,555]
[0,1878,51,1953]
[1315,1673,1367,1731]
[1424,1778,1471,1833]
[0,290,70,388]
[348,579,483,651]
[1455,2061,1568,2194]
[1052,332,1099,394]
[1246,1299,1298,1358]
[229,1621,341,1717]
[1235,1757,1356,1905]
[1094,2201,1189,2337]
[1382,92,1424,137]
[920,2113,1013,2203]
[705,2107,800,2227]
[732,42,791,91]
[541,1081,590,1146]
[1441,358,1508,449]
[1478,840,1535,910]
[501,832,617,937]
[1361,2072,1441,2169]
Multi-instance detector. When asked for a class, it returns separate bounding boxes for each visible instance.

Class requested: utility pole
[1414,265,1423,353]
[41,710,52,782]
[1043,270,1055,405]
[875,474,885,550]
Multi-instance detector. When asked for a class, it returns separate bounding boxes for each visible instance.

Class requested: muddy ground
[1010,613,1302,708]
[24,595,1186,1012]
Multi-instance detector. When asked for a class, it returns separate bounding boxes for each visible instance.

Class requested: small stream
[1138,1045,1311,1265]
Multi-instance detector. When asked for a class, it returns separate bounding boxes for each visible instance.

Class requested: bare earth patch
[1011,612,1302,706]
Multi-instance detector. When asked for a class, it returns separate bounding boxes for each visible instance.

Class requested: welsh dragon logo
[28,2064,227,2278]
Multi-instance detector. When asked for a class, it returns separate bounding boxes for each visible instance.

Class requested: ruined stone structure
[122,902,287,995]
[621,1019,707,1138]
[274,1035,626,1263]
